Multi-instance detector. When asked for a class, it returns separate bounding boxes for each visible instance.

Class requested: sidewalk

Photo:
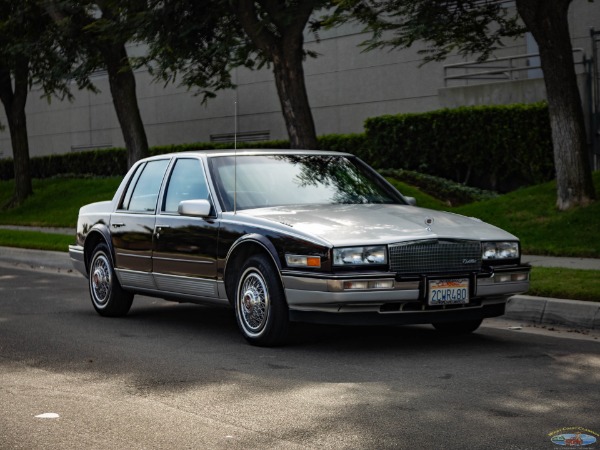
[0,244,599,330]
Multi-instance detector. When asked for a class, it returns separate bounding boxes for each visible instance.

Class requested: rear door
[111,158,170,289]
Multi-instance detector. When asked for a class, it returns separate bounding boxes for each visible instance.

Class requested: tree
[328,0,595,210]
[515,0,595,210]
[232,0,325,149]
[0,48,31,208]
[142,0,238,102]
[145,0,330,150]
[0,0,78,207]
[47,0,149,168]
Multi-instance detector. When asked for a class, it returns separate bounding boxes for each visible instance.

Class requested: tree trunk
[271,43,318,149]
[234,0,318,149]
[516,0,595,210]
[0,62,32,208]
[101,43,149,169]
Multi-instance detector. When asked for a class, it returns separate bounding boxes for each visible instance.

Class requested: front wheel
[235,254,289,346]
[88,243,133,317]
[432,319,483,334]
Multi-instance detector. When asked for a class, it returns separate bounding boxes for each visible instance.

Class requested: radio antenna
[233,99,237,215]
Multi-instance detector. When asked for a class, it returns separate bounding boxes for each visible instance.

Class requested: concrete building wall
[0,1,597,159]
[439,74,589,108]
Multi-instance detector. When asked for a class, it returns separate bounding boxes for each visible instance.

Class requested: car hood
[240,204,517,247]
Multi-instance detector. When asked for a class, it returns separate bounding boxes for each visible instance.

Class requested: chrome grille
[389,240,481,274]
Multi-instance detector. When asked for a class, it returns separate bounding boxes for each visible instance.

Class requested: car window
[121,159,169,212]
[120,162,145,211]
[209,154,399,211]
[162,158,209,213]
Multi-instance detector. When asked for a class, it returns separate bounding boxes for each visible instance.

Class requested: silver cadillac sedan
[69,150,530,346]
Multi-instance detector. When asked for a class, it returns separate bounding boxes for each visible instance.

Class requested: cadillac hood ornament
[425,216,434,231]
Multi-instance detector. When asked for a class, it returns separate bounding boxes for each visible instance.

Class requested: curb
[0,246,72,272]
[506,295,600,330]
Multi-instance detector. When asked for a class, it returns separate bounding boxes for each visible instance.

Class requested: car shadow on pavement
[121,295,511,353]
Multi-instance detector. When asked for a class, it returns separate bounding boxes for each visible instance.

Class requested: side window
[120,162,145,210]
[121,159,169,212]
[163,158,209,213]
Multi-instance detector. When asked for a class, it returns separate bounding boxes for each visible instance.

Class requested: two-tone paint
[70,149,530,327]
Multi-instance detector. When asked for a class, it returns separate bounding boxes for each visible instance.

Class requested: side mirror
[178,199,212,217]
[405,196,417,206]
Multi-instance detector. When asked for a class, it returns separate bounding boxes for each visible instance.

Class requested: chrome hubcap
[91,254,111,306]
[239,272,268,333]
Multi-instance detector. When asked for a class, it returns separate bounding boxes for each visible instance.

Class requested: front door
[151,157,220,300]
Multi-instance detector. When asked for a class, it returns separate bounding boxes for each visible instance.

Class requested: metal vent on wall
[210,130,270,143]
[71,143,113,152]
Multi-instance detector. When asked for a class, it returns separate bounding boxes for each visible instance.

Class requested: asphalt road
[1,265,599,449]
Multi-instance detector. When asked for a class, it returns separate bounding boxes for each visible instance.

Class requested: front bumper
[289,301,507,326]
[282,265,530,325]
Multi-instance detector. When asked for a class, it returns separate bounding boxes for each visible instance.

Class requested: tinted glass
[209,154,400,211]
[162,158,209,213]
[122,159,169,212]
[120,162,144,210]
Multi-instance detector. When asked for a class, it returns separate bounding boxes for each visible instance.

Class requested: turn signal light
[285,254,321,268]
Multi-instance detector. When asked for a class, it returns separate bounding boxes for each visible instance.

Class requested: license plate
[428,278,469,305]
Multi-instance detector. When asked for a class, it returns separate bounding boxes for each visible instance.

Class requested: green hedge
[317,133,369,157]
[0,147,129,180]
[364,103,554,192]
[0,135,368,180]
[380,168,497,206]
[0,104,554,193]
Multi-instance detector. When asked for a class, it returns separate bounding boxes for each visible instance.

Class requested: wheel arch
[83,226,114,274]
[223,234,283,303]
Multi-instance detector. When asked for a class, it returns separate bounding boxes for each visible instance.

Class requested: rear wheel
[432,319,483,334]
[88,243,133,317]
[235,254,289,346]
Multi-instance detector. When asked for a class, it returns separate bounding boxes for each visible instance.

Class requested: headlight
[333,246,387,265]
[482,242,519,260]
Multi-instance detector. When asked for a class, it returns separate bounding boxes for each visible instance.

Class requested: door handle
[112,223,125,228]
[155,225,170,239]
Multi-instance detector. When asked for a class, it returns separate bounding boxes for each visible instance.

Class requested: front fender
[226,233,282,271]
[222,233,284,303]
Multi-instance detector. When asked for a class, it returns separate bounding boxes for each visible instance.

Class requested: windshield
[209,154,402,211]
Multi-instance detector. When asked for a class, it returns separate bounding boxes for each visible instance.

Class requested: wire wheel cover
[91,254,112,306]
[239,271,269,333]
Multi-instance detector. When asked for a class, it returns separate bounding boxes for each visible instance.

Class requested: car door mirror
[405,196,417,206]
[178,199,212,217]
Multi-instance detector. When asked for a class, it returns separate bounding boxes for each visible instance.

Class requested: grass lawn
[386,179,449,210]
[0,177,121,227]
[529,267,600,302]
[453,173,600,258]
[0,228,74,252]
